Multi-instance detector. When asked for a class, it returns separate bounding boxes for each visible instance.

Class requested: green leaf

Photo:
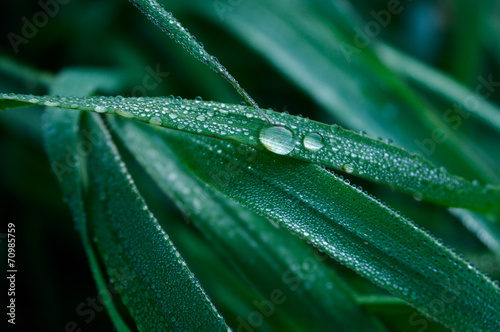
[0,54,53,88]
[2,92,499,216]
[128,0,264,113]
[187,0,500,184]
[85,114,229,331]
[375,43,500,134]
[153,128,500,331]
[450,208,500,256]
[42,68,131,331]
[110,117,388,331]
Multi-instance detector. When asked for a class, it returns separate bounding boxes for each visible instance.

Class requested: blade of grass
[449,208,500,256]
[2,92,499,216]
[42,68,132,331]
[84,113,230,331]
[187,0,500,184]
[375,43,500,134]
[111,117,388,331]
[158,129,500,331]
[0,54,54,88]
[128,0,269,122]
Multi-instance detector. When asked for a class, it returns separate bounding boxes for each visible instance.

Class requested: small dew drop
[116,110,135,118]
[149,116,162,126]
[343,164,354,173]
[259,126,295,155]
[169,113,178,119]
[196,114,206,121]
[44,101,60,107]
[303,133,324,152]
[94,105,106,113]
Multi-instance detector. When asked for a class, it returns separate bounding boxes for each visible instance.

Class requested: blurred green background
[1,0,499,330]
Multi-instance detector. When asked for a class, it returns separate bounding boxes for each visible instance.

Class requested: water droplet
[94,105,106,113]
[149,116,162,126]
[116,110,135,118]
[303,133,324,152]
[259,126,295,155]
[168,113,178,119]
[196,114,206,121]
[343,164,354,173]
[195,96,203,102]
[44,101,60,107]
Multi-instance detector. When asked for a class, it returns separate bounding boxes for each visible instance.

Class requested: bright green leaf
[2,92,499,216]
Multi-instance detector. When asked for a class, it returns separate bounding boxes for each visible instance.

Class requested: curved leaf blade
[156,130,500,331]
[1,92,499,216]
[42,68,132,331]
[110,117,388,331]
[84,114,229,331]
[187,0,500,184]
[375,44,500,134]
[128,0,264,113]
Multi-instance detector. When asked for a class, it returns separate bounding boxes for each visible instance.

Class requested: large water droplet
[303,133,324,152]
[259,126,295,155]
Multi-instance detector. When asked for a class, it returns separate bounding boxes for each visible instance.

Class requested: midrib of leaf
[2,92,499,217]
[157,129,500,331]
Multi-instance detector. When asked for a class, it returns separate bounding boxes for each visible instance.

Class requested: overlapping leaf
[148,126,500,331]
[40,68,228,331]
[111,117,388,331]
[42,68,131,331]
[84,114,229,331]
[186,0,500,183]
